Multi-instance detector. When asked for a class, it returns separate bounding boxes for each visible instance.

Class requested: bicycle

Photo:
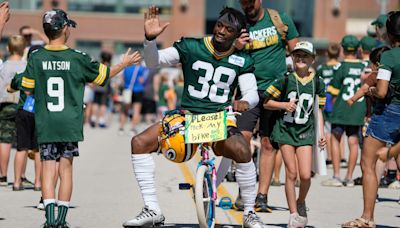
[179,107,238,228]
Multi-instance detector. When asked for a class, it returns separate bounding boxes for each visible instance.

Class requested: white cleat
[123,206,165,227]
[243,211,265,228]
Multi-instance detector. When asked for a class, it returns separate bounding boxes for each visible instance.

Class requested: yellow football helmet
[159,113,196,163]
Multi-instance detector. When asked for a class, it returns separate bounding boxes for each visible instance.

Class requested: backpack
[267,8,288,42]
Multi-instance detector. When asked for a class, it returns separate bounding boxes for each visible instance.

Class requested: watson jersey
[265,73,326,146]
[316,62,340,118]
[22,45,110,143]
[327,59,366,126]
[245,9,299,90]
[173,37,254,114]
[378,47,400,104]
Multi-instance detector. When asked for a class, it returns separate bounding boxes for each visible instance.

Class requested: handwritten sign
[185,111,227,144]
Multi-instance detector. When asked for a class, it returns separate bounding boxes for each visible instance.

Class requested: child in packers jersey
[264,41,326,228]
[21,9,141,228]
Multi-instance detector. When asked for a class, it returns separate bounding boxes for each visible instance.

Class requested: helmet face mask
[159,114,196,163]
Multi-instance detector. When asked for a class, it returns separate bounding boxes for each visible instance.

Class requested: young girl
[264,41,326,228]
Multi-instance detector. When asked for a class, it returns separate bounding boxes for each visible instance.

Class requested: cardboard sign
[185,111,227,143]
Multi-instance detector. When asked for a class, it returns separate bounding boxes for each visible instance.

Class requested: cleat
[243,211,265,228]
[123,206,165,227]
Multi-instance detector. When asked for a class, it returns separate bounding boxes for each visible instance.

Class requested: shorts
[0,103,17,144]
[366,104,400,145]
[236,91,278,137]
[39,142,79,161]
[131,92,144,104]
[16,109,38,151]
[331,124,361,137]
[141,98,156,114]
[93,91,108,105]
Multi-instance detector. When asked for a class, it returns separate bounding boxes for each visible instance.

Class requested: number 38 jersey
[173,37,254,114]
[327,59,366,126]
[21,45,110,143]
[265,73,326,146]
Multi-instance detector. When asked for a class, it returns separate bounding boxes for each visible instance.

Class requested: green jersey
[173,37,254,114]
[22,45,110,143]
[378,47,400,104]
[328,59,366,126]
[265,73,326,146]
[245,9,299,90]
[316,62,340,121]
[10,72,26,110]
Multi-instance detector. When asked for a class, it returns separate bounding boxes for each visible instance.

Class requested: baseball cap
[291,41,315,56]
[341,35,359,51]
[43,9,76,31]
[371,14,388,28]
[360,36,376,52]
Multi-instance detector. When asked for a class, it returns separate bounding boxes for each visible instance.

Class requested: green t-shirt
[21,45,110,143]
[173,37,254,114]
[245,9,299,90]
[10,71,26,110]
[328,59,366,126]
[265,73,326,146]
[378,47,400,104]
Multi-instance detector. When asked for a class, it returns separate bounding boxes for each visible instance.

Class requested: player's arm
[144,40,180,68]
[234,73,258,112]
[318,108,326,148]
[372,68,390,99]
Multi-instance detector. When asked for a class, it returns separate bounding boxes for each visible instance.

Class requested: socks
[235,161,257,215]
[56,201,70,225]
[131,154,161,213]
[44,199,56,225]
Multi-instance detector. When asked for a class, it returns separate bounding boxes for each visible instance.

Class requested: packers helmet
[159,113,196,163]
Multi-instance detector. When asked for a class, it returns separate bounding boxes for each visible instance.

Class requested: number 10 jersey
[173,37,254,114]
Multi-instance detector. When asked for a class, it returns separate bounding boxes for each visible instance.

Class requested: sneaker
[296,201,307,218]
[340,159,348,168]
[234,194,244,211]
[288,213,307,228]
[321,177,343,187]
[343,178,355,187]
[270,179,281,186]
[0,176,7,186]
[122,206,165,227]
[21,177,35,188]
[379,176,396,188]
[37,197,45,210]
[254,193,272,213]
[354,176,363,185]
[388,180,400,189]
[243,211,265,228]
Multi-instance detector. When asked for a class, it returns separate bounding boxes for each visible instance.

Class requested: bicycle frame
[197,143,217,202]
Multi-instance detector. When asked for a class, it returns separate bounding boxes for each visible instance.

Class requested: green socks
[44,203,56,225]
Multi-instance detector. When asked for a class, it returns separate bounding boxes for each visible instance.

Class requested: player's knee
[299,171,311,181]
[286,169,297,181]
[234,146,252,163]
[260,138,274,154]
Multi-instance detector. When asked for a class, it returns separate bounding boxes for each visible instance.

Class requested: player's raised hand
[121,48,142,67]
[144,6,170,40]
[0,2,10,24]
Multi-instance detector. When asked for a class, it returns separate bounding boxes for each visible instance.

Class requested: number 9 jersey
[21,45,110,143]
[173,37,254,114]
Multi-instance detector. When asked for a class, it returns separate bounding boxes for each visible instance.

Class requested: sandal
[342,217,376,228]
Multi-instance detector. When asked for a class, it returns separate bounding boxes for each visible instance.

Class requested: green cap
[360,36,376,52]
[341,35,359,51]
[371,14,388,28]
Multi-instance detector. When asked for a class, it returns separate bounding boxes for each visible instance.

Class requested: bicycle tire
[195,165,215,228]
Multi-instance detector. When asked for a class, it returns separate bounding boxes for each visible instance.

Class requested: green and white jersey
[316,62,339,86]
[327,59,366,126]
[21,45,110,143]
[10,71,26,110]
[173,37,254,114]
[265,73,326,146]
[245,9,299,90]
[378,47,400,104]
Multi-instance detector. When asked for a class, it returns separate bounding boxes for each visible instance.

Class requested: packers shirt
[173,37,254,114]
[316,62,340,121]
[378,47,400,105]
[328,59,366,126]
[265,73,326,146]
[245,9,299,90]
[21,45,110,143]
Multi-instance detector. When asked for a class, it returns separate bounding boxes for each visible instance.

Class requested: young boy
[326,35,366,187]
[21,9,141,227]
[0,35,27,187]
[264,41,326,227]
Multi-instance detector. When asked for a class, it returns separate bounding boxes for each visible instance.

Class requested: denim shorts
[366,104,400,145]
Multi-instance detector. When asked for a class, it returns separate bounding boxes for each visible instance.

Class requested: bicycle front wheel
[195,165,215,228]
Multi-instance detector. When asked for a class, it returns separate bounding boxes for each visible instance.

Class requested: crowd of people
[0,0,399,228]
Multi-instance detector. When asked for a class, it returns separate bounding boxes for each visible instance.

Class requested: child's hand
[284,99,298,112]
[318,135,326,149]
